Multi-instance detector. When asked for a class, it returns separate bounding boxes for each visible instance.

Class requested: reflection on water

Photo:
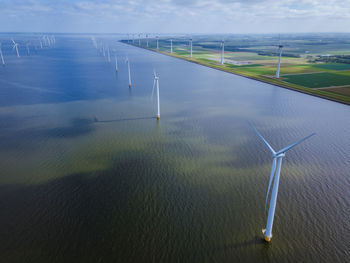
[0,34,349,262]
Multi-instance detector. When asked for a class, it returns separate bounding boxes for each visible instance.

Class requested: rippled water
[0,35,349,262]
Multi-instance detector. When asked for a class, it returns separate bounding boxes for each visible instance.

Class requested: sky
[1,0,350,33]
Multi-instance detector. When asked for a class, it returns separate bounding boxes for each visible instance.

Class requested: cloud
[0,0,349,32]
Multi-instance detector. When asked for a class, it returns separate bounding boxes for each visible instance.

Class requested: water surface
[0,34,349,262]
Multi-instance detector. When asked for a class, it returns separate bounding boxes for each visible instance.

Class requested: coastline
[124,42,350,106]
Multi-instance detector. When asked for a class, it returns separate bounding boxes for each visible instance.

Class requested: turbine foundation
[262,229,272,242]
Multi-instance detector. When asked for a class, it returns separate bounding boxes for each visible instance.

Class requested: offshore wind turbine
[152,71,160,120]
[220,39,225,64]
[107,46,111,62]
[189,37,193,58]
[126,57,132,88]
[26,43,30,56]
[252,125,315,242]
[156,36,159,50]
[170,39,173,53]
[115,55,118,72]
[138,34,141,46]
[0,43,5,66]
[12,39,20,58]
[275,37,283,78]
[146,34,149,47]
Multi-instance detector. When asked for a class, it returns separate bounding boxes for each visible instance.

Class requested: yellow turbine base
[262,229,272,242]
[156,115,160,120]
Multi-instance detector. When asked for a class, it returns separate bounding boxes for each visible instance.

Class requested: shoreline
[124,42,350,106]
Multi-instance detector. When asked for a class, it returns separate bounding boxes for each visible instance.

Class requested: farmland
[123,33,350,105]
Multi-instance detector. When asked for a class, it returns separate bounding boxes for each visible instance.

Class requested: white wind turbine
[12,39,20,58]
[156,36,159,50]
[189,37,193,58]
[151,70,160,120]
[170,39,173,53]
[146,34,149,48]
[107,46,111,62]
[220,39,225,64]
[252,125,315,242]
[138,34,141,46]
[0,43,5,66]
[275,36,283,78]
[126,57,132,88]
[26,43,30,56]
[115,55,118,72]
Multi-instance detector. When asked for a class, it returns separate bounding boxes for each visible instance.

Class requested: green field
[313,63,350,71]
[126,34,350,105]
[282,73,350,88]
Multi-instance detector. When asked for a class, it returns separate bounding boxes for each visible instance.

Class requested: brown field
[322,86,350,96]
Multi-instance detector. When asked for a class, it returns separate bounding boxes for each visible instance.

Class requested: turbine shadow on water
[94,116,156,123]
[216,236,266,251]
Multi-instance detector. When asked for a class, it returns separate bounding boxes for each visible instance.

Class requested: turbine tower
[190,37,193,58]
[0,43,5,66]
[152,71,160,120]
[275,38,283,78]
[146,34,149,47]
[12,39,20,58]
[252,125,315,242]
[156,36,159,50]
[138,34,141,46]
[107,46,111,62]
[115,55,118,72]
[221,39,225,65]
[26,43,30,56]
[126,57,132,88]
[170,39,173,53]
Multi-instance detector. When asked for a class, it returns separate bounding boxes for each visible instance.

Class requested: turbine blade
[251,124,276,155]
[276,133,316,155]
[151,78,156,100]
[265,157,277,212]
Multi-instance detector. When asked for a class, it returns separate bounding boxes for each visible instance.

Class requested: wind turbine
[275,36,283,78]
[252,125,315,242]
[12,39,20,58]
[115,55,118,72]
[156,36,159,50]
[0,43,5,66]
[26,43,30,56]
[146,34,149,47]
[152,71,160,120]
[107,46,111,62]
[189,37,193,58]
[138,34,141,46]
[170,39,173,53]
[220,39,225,64]
[126,57,132,88]
[103,45,106,57]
